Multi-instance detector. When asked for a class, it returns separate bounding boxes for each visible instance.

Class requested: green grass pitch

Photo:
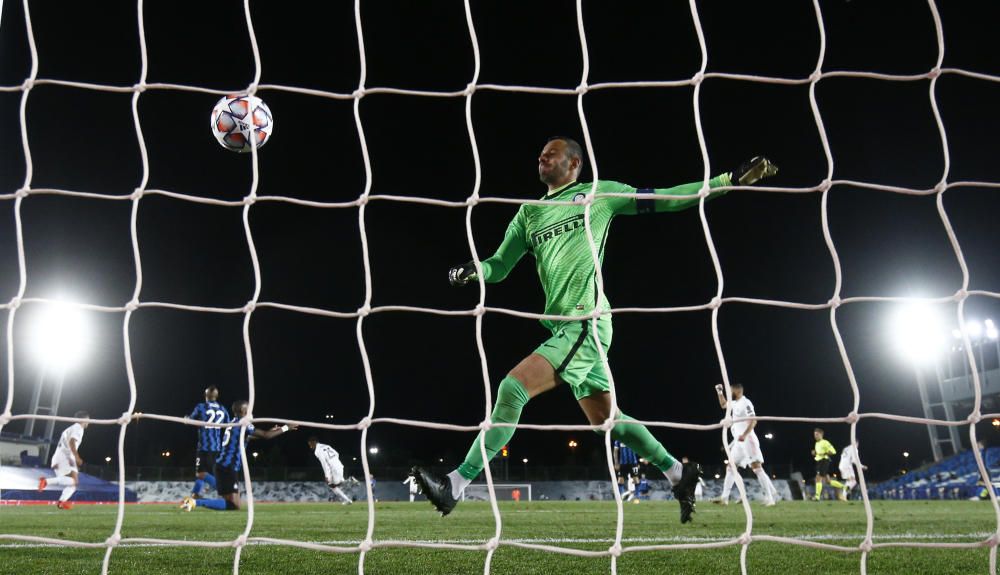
[1,500,995,574]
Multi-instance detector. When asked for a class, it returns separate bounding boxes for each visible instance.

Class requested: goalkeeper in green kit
[411,137,777,523]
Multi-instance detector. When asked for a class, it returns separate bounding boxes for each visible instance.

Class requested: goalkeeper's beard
[539,161,570,187]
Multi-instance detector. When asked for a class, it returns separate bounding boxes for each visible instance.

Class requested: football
[210,95,274,153]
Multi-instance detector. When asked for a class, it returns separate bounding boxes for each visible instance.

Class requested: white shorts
[839,463,855,481]
[729,433,764,468]
[51,450,78,476]
[325,468,345,486]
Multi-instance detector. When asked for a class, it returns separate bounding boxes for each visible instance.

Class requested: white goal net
[1,0,999,574]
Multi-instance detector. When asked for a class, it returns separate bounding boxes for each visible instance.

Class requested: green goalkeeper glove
[731,156,778,186]
[448,261,479,286]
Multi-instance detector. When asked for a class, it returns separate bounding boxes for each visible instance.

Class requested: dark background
[1,1,998,482]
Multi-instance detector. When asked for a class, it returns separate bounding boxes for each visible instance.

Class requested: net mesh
[0,0,999,573]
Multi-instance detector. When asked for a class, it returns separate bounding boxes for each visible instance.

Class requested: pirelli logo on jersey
[531,214,585,247]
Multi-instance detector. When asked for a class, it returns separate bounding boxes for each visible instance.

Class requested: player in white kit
[403,475,420,502]
[37,411,90,510]
[838,442,866,500]
[683,456,707,501]
[308,437,353,504]
[713,383,779,506]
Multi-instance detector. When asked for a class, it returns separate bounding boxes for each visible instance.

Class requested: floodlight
[967,320,984,340]
[369,447,379,455]
[890,302,946,365]
[28,300,90,372]
[987,319,998,340]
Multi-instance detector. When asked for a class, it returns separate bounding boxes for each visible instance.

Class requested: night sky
[1,1,999,483]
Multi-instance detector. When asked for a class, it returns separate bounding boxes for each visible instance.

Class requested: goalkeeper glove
[731,156,778,186]
[448,261,479,286]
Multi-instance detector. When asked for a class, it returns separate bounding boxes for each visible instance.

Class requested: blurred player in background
[403,475,420,502]
[308,437,353,504]
[838,442,866,500]
[623,470,638,502]
[714,383,778,506]
[636,474,651,502]
[812,427,845,501]
[410,138,777,524]
[181,400,294,511]
[186,386,228,499]
[682,456,706,501]
[37,411,90,510]
[614,439,639,499]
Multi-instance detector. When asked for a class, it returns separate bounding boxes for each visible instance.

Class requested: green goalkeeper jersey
[480,175,731,331]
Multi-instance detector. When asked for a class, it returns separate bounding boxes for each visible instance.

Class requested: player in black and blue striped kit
[181,399,295,511]
[187,386,229,499]
[614,440,639,497]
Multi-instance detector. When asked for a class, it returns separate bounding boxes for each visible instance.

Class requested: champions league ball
[210,95,274,153]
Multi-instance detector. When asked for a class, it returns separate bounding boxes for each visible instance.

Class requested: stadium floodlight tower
[24,299,91,462]
[890,301,961,462]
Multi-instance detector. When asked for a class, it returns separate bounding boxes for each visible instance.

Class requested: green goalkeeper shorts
[533,316,613,401]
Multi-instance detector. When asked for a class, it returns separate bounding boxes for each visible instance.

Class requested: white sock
[59,486,77,502]
[447,470,471,499]
[753,467,776,501]
[845,478,857,491]
[48,476,75,487]
[721,467,737,499]
[331,487,351,503]
[664,460,683,484]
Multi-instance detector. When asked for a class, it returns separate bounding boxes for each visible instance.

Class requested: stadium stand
[0,466,137,503]
[870,447,1000,500]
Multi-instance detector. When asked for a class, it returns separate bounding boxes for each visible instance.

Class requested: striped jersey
[480,176,730,332]
[216,416,254,472]
[189,401,229,452]
[614,440,638,467]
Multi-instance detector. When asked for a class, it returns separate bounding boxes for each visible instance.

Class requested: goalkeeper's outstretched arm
[449,216,529,286]
[624,156,779,215]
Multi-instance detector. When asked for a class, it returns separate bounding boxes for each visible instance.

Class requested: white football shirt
[56,423,85,461]
[729,396,756,439]
[840,444,859,466]
[314,443,344,477]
